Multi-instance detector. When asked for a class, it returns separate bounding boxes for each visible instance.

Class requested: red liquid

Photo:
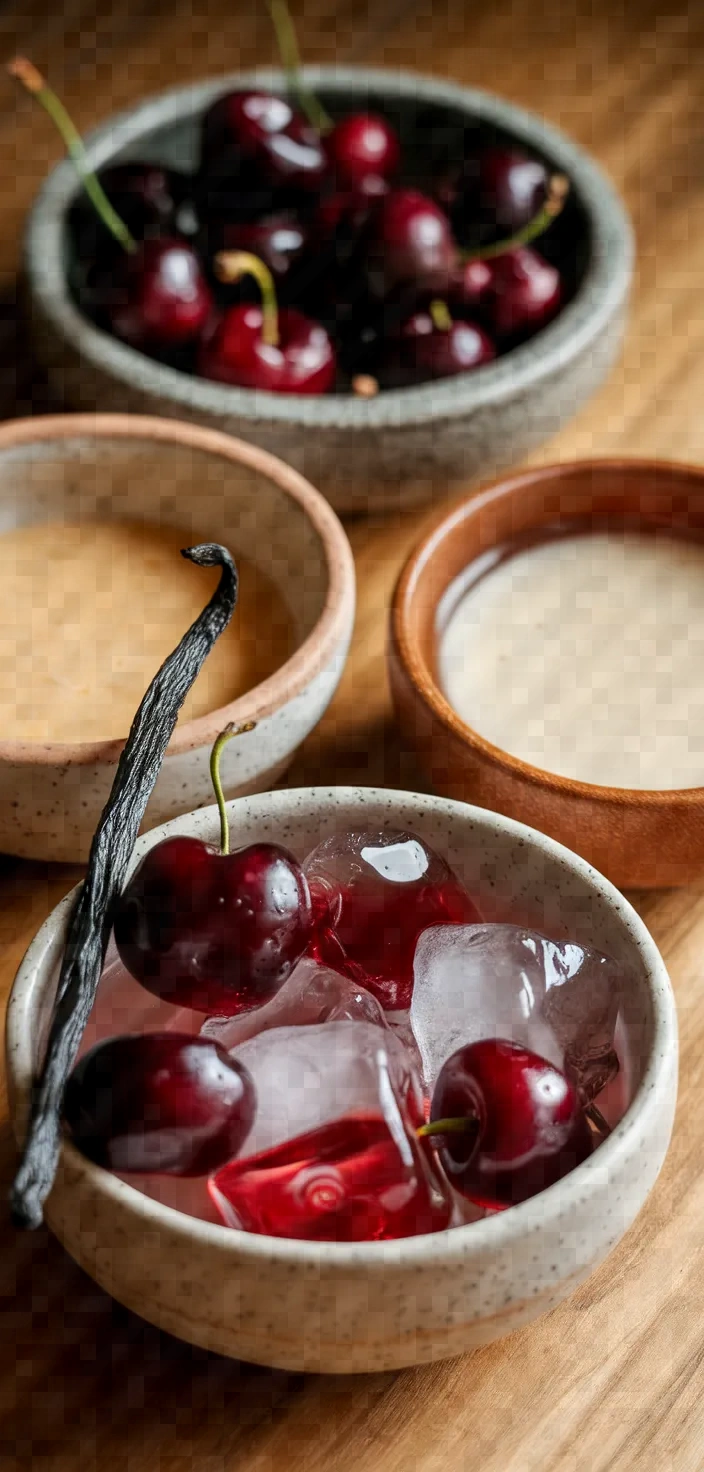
[210,1113,451,1242]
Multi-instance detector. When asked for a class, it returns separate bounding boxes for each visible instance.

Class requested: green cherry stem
[461,172,570,263]
[210,722,257,856]
[215,251,281,347]
[266,0,333,133]
[8,57,137,254]
[417,1116,477,1139]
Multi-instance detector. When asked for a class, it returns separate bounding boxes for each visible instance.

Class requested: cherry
[424,1038,593,1210]
[452,146,550,239]
[366,189,458,297]
[199,91,326,217]
[210,1112,451,1241]
[107,237,213,350]
[449,257,494,316]
[199,251,336,394]
[385,301,495,385]
[207,211,308,288]
[326,112,400,192]
[63,1033,255,1175]
[69,162,191,267]
[304,828,480,1011]
[113,728,314,1013]
[486,246,562,340]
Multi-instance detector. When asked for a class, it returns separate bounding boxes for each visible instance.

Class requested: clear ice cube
[209,1019,452,1239]
[411,923,620,1102]
[200,957,386,1052]
[227,1019,425,1158]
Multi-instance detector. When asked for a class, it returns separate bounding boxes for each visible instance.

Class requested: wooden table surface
[2,1,704,1467]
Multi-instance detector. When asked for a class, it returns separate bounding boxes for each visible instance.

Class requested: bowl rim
[0,412,355,767]
[392,455,704,806]
[6,784,677,1268]
[25,64,634,431]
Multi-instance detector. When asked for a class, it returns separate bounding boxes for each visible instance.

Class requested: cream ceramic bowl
[6,786,677,1373]
[0,415,355,862]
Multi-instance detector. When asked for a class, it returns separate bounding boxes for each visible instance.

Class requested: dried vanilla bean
[11,543,238,1229]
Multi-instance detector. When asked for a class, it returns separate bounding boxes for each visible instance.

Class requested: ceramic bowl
[6,785,677,1373]
[0,414,355,863]
[24,67,634,515]
[389,458,704,889]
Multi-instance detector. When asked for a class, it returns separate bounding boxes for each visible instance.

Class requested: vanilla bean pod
[11,543,238,1229]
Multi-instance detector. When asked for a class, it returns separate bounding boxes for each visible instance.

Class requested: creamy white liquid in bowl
[437,526,704,790]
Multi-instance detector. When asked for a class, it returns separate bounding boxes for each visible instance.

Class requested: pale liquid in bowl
[0,519,295,743]
[437,524,704,790]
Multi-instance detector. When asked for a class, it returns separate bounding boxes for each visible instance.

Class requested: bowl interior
[402,459,704,770]
[0,426,330,733]
[14,788,665,1151]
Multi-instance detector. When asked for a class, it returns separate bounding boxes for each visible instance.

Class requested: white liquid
[438,528,704,790]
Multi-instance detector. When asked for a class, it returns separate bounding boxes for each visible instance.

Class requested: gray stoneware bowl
[6,787,677,1373]
[0,414,355,863]
[24,67,634,514]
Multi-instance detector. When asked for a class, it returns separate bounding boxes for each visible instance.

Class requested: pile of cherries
[63,744,598,1243]
[62,83,571,395]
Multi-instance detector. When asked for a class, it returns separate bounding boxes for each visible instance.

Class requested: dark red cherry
[452,146,549,238]
[113,834,314,1014]
[199,303,335,393]
[386,306,495,385]
[325,112,400,192]
[69,163,190,262]
[208,211,308,286]
[63,1033,255,1175]
[449,257,494,316]
[304,828,481,1011]
[486,246,562,339]
[199,90,326,214]
[428,1039,593,1210]
[107,237,212,350]
[210,1113,451,1241]
[367,189,458,297]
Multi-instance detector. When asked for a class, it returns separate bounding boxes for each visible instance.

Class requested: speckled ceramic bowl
[0,415,355,862]
[6,786,677,1373]
[24,67,633,514]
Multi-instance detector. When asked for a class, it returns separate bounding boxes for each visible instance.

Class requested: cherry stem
[461,173,570,263]
[266,0,333,134]
[429,299,453,332]
[8,57,137,254]
[210,722,257,856]
[352,374,379,398]
[417,1116,477,1138]
[214,251,280,348]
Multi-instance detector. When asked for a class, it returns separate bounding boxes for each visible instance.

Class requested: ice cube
[303,826,481,1010]
[200,957,385,1051]
[210,1020,452,1240]
[411,924,620,1102]
[226,1019,422,1157]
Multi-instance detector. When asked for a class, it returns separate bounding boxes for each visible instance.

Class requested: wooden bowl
[389,459,704,889]
[0,414,355,862]
[7,786,677,1372]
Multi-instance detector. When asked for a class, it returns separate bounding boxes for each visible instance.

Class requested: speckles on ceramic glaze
[7,786,677,1372]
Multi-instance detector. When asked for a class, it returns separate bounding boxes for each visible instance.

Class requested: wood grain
[1,0,703,1466]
